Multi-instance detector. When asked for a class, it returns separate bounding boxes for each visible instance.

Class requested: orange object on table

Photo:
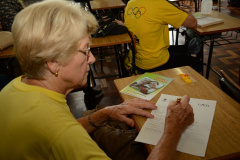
[178,73,192,84]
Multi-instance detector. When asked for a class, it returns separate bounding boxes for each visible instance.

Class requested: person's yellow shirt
[124,0,188,70]
[0,76,110,160]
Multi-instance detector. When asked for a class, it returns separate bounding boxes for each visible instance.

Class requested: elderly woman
[0,0,194,159]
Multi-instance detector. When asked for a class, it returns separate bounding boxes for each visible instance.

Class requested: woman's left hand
[104,98,157,127]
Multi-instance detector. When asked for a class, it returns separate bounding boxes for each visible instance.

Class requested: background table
[0,46,16,78]
[0,46,15,59]
[90,33,131,48]
[89,0,126,20]
[191,11,240,79]
[114,66,240,160]
[90,33,132,79]
[90,0,126,11]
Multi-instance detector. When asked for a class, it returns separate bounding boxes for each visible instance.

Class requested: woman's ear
[46,61,60,76]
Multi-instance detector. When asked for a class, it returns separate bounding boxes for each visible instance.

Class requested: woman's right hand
[164,95,194,134]
[147,95,194,160]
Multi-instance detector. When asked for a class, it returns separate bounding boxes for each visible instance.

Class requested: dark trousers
[136,45,201,73]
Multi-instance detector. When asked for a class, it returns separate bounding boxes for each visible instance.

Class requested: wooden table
[0,46,16,78]
[168,0,198,12]
[90,33,131,48]
[89,0,126,20]
[90,0,126,11]
[90,33,132,78]
[114,66,240,160]
[191,11,240,79]
[0,46,15,59]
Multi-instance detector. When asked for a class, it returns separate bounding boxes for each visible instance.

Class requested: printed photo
[129,77,163,94]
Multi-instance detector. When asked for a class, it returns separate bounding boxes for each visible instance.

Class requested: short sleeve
[154,1,188,28]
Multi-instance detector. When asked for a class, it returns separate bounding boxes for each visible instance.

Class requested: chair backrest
[219,70,240,103]
[127,31,137,73]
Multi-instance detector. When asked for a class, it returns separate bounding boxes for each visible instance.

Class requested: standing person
[0,0,23,31]
[0,0,194,159]
[124,0,201,74]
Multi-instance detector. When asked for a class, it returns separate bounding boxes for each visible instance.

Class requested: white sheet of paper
[135,94,217,157]
[197,17,223,27]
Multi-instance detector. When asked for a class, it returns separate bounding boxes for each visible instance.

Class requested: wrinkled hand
[164,95,194,134]
[104,98,157,127]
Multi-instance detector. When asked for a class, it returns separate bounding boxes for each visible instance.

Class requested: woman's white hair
[12,0,98,79]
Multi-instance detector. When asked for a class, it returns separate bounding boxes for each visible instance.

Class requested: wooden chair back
[219,70,240,103]
[127,31,137,73]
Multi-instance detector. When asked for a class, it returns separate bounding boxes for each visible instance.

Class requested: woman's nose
[88,51,95,64]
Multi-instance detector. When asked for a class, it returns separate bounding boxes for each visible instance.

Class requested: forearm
[147,131,182,160]
[77,98,156,133]
[147,95,194,160]
[77,108,109,133]
[182,12,197,28]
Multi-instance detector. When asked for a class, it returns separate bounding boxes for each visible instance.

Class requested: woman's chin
[79,79,87,88]
[71,77,88,90]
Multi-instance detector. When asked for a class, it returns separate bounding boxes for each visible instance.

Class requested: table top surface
[90,33,131,48]
[168,0,186,2]
[90,0,126,11]
[192,11,240,35]
[0,33,132,58]
[114,66,240,160]
[0,46,15,59]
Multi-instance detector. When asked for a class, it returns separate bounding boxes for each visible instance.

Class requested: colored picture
[129,77,163,94]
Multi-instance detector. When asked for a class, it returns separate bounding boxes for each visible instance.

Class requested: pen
[176,98,181,103]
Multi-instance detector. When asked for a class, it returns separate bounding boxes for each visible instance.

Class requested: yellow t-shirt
[124,0,188,70]
[0,76,110,160]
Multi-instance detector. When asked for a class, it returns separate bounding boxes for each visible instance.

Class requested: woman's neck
[21,76,67,94]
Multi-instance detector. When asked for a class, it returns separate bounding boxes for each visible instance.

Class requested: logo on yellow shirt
[127,7,146,19]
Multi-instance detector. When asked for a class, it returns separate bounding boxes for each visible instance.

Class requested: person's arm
[182,13,197,28]
[147,95,194,160]
[147,130,182,160]
[77,98,157,133]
